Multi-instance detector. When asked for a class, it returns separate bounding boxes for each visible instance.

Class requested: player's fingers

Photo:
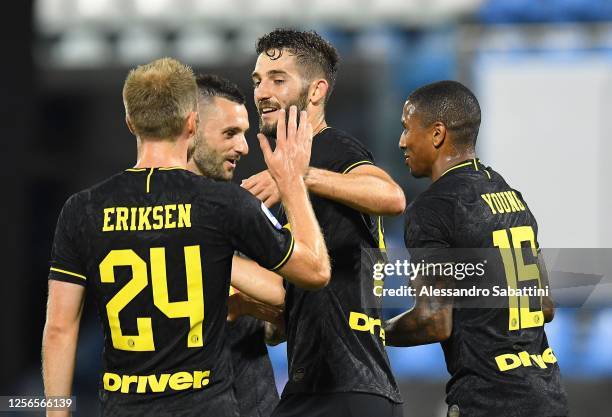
[287,105,298,143]
[241,177,253,189]
[298,111,312,148]
[276,108,287,147]
[257,188,271,202]
[257,133,273,162]
[263,195,279,208]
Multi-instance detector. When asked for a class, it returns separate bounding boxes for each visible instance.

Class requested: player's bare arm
[258,106,331,290]
[228,291,284,327]
[242,161,406,216]
[231,255,285,306]
[384,276,453,347]
[42,280,85,417]
[264,321,286,346]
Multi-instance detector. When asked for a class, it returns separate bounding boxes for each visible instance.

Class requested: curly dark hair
[256,29,340,102]
[196,73,245,105]
[409,80,481,148]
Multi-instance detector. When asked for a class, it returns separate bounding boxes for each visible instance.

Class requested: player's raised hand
[257,106,313,188]
[241,170,281,208]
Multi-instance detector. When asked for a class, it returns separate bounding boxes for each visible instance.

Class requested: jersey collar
[440,158,484,178]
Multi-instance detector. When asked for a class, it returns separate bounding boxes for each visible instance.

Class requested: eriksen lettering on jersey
[102,204,192,232]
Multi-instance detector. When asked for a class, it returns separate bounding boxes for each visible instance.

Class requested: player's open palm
[258,106,312,187]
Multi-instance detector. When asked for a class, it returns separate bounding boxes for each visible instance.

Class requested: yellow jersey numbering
[103,370,211,394]
[102,204,192,232]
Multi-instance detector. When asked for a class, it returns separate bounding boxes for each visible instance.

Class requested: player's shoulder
[406,186,456,224]
[318,127,370,154]
[62,171,128,208]
[314,127,374,171]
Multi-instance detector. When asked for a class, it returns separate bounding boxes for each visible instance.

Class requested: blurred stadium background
[2,0,612,416]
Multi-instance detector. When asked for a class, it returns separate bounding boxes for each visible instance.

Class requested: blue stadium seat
[581,308,612,376]
[386,344,447,379]
[543,308,579,374]
[267,342,289,390]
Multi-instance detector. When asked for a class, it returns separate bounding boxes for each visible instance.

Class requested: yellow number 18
[99,246,204,351]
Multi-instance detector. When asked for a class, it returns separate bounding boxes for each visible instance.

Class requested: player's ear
[125,116,136,136]
[185,111,199,138]
[432,122,446,148]
[309,79,329,106]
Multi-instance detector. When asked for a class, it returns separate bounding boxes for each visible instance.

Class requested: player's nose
[398,134,407,150]
[235,135,249,156]
[254,83,271,104]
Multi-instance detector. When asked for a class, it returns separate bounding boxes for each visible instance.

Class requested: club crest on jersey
[261,202,282,230]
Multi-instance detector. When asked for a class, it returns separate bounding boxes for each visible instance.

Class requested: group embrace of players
[42,29,569,417]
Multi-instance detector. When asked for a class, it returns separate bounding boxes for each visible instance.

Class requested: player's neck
[431,151,476,182]
[134,136,189,169]
[310,113,327,136]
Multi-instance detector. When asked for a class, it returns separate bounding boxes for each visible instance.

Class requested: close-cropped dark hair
[196,74,245,105]
[409,80,481,148]
[256,29,340,102]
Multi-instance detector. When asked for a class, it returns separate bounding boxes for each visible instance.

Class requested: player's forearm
[278,177,330,289]
[42,324,79,416]
[384,308,451,347]
[231,255,285,306]
[264,321,286,346]
[304,168,405,216]
[241,296,285,326]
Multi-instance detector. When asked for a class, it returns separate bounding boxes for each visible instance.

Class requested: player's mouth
[260,107,279,120]
[224,158,238,170]
[404,153,410,164]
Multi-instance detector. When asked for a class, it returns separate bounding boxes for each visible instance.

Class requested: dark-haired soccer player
[384,80,568,417]
[241,29,405,417]
[186,73,279,417]
[41,57,330,417]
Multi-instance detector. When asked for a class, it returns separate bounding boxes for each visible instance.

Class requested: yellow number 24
[99,246,204,351]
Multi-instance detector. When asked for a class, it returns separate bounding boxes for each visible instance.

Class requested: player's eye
[253,80,260,88]
[273,79,285,85]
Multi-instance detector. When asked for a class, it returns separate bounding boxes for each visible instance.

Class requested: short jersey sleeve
[404,195,454,264]
[225,188,294,271]
[48,194,88,286]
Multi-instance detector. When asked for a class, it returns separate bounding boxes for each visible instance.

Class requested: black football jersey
[228,314,279,417]
[48,167,294,417]
[279,127,402,403]
[404,159,568,417]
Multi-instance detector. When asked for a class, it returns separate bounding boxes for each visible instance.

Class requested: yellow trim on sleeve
[342,160,374,174]
[50,267,86,280]
[484,169,492,180]
[146,168,154,193]
[126,168,147,172]
[270,232,295,271]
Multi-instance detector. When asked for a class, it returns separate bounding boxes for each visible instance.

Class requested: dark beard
[191,134,231,181]
[259,87,309,138]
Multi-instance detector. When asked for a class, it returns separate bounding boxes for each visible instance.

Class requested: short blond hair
[123,57,197,139]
